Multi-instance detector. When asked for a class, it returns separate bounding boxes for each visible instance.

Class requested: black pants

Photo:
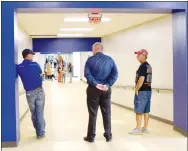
[86,85,112,139]
[47,75,51,80]
[51,74,56,79]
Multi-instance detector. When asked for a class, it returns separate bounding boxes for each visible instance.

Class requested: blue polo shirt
[84,52,118,87]
[17,59,43,91]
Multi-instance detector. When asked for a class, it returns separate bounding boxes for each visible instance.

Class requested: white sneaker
[129,128,142,135]
[142,127,149,134]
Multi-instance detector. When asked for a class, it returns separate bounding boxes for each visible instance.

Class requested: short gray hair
[92,42,103,51]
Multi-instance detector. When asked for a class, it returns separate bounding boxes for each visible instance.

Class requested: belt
[27,86,42,92]
[35,86,42,91]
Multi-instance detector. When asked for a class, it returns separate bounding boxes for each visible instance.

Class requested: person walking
[58,63,63,82]
[46,63,52,80]
[17,49,46,139]
[129,49,152,135]
[84,42,118,143]
[68,62,73,83]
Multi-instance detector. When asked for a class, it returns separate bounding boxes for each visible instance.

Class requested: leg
[143,113,149,129]
[100,88,112,140]
[86,86,100,140]
[62,74,64,83]
[35,89,46,137]
[136,113,142,129]
[51,75,53,81]
[64,74,66,83]
[143,91,152,129]
[26,92,37,134]
[129,92,147,135]
[58,74,61,82]
[70,73,72,82]
[69,73,72,82]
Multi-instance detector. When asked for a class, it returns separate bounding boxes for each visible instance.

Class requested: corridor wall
[80,52,93,82]
[102,15,173,121]
[16,24,33,120]
[80,15,173,122]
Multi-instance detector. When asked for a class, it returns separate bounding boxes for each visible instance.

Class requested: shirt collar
[23,59,32,64]
[95,52,103,56]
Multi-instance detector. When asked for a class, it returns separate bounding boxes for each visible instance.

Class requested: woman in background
[46,63,52,80]
[68,62,73,83]
[58,63,63,82]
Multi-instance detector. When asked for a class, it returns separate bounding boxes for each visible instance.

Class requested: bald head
[92,42,103,55]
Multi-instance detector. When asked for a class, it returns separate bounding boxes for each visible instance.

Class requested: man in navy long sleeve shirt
[84,42,118,143]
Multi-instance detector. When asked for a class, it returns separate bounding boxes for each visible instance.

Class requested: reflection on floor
[3,81,187,151]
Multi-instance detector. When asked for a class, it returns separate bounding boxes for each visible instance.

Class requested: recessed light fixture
[64,18,88,22]
[101,18,111,22]
[60,28,93,31]
[64,17,111,23]
[57,33,84,37]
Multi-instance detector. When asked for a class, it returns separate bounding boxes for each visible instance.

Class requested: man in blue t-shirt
[17,49,46,139]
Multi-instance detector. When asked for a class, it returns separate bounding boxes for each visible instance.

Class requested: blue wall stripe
[32,38,101,53]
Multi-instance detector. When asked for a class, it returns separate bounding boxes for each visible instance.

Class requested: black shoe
[37,135,45,139]
[83,137,94,143]
[106,137,112,142]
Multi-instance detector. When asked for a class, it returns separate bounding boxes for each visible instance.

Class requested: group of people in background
[44,55,73,83]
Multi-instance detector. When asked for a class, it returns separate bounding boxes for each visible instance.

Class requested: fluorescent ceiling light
[57,33,84,37]
[101,18,111,22]
[64,17,111,23]
[64,18,88,22]
[60,28,93,31]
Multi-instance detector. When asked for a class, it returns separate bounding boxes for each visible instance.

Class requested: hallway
[3,81,187,151]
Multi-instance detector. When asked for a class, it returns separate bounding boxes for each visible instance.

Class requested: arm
[135,77,145,92]
[135,65,146,94]
[35,62,43,77]
[84,58,98,87]
[106,60,118,88]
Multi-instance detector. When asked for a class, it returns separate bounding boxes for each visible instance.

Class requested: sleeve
[84,58,98,86]
[34,62,42,74]
[106,59,118,87]
[139,64,147,77]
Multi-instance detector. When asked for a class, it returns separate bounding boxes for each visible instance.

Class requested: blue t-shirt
[17,59,42,91]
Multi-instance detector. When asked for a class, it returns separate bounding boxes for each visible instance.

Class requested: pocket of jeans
[26,93,34,103]
[26,93,31,96]
[38,91,45,100]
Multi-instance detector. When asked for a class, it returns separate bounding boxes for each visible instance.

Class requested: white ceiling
[17,13,168,38]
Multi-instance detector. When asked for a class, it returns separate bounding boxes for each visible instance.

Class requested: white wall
[39,54,47,72]
[80,52,93,81]
[102,15,173,121]
[102,15,173,89]
[73,52,81,79]
[16,24,33,119]
[80,15,173,121]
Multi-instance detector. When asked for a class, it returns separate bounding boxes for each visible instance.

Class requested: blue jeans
[134,91,152,113]
[26,87,46,137]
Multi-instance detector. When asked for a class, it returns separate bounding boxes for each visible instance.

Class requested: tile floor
[3,81,187,151]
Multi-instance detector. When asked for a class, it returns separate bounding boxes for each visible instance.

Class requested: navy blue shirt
[84,52,118,87]
[17,59,43,91]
